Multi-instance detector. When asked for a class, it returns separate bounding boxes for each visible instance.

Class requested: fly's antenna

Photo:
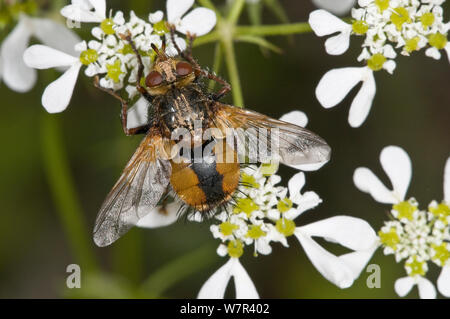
[151,43,167,61]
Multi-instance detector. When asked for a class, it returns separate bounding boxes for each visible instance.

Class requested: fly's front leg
[167,28,230,100]
[169,26,202,68]
[196,69,231,101]
[183,32,196,63]
[93,76,150,136]
[118,32,151,99]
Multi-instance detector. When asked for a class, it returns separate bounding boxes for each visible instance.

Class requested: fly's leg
[93,76,151,136]
[199,70,231,100]
[118,32,153,101]
[168,28,231,100]
[169,26,202,69]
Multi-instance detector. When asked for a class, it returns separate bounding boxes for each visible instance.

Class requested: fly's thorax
[157,86,211,136]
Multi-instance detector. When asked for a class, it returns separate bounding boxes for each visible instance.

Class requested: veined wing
[93,131,172,247]
[212,103,331,166]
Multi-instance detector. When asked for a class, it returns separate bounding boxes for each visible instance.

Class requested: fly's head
[145,44,196,96]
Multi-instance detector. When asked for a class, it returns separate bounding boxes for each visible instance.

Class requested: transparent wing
[93,133,172,247]
[212,103,331,166]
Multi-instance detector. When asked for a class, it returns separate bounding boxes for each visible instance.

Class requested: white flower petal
[325,30,351,55]
[444,43,450,64]
[127,96,150,129]
[198,258,233,299]
[24,45,78,69]
[316,67,365,109]
[31,18,81,57]
[41,62,82,113]
[279,111,308,127]
[0,53,3,81]
[437,265,450,297]
[299,216,377,251]
[197,258,258,299]
[295,230,355,288]
[380,146,411,201]
[178,8,217,36]
[425,47,441,60]
[394,276,415,297]
[348,68,376,128]
[167,0,194,23]
[288,172,306,198]
[443,157,450,202]
[353,167,398,204]
[339,243,379,281]
[312,0,356,15]
[0,19,36,92]
[417,277,436,299]
[89,0,106,18]
[149,10,164,24]
[383,60,396,74]
[309,10,350,36]
[233,259,259,299]
[286,191,322,219]
[136,202,179,228]
[60,4,104,23]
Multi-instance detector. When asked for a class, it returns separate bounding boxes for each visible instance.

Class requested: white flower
[166,0,217,36]
[61,0,107,23]
[23,43,85,113]
[309,9,352,55]
[267,171,322,221]
[353,146,412,204]
[136,202,181,229]
[0,14,80,92]
[355,146,450,298]
[312,1,450,127]
[204,159,378,297]
[425,43,450,62]
[198,258,259,299]
[295,216,378,288]
[395,276,437,299]
[438,265,450,297]
[434,157,450,297]
[316,66,376,128]
[312,0,356,15]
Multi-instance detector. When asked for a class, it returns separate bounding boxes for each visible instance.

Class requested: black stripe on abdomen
[190,160,226,205]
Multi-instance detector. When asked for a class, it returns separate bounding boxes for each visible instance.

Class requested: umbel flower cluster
[354,146,450,298]
[0,0,81,92]
[196,161,378,298]
[310,0,450,127]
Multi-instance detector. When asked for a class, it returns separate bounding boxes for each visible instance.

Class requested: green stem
[141,243,217,298]
[236,22,312,36]
[223,37,244,107]
[209,42,223,90]
[236,35,282,54]
[194,31,220,47]
[227,0,246,26]
[40,114,98,273]
[264,0,290,24]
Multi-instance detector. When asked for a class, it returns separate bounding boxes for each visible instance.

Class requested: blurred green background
[0,0,449,298]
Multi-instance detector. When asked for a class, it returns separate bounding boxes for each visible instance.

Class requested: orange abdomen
[170,141,240,212]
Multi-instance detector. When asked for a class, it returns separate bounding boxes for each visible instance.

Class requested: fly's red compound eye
[146,71,163,87]
[176,61,193,77]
